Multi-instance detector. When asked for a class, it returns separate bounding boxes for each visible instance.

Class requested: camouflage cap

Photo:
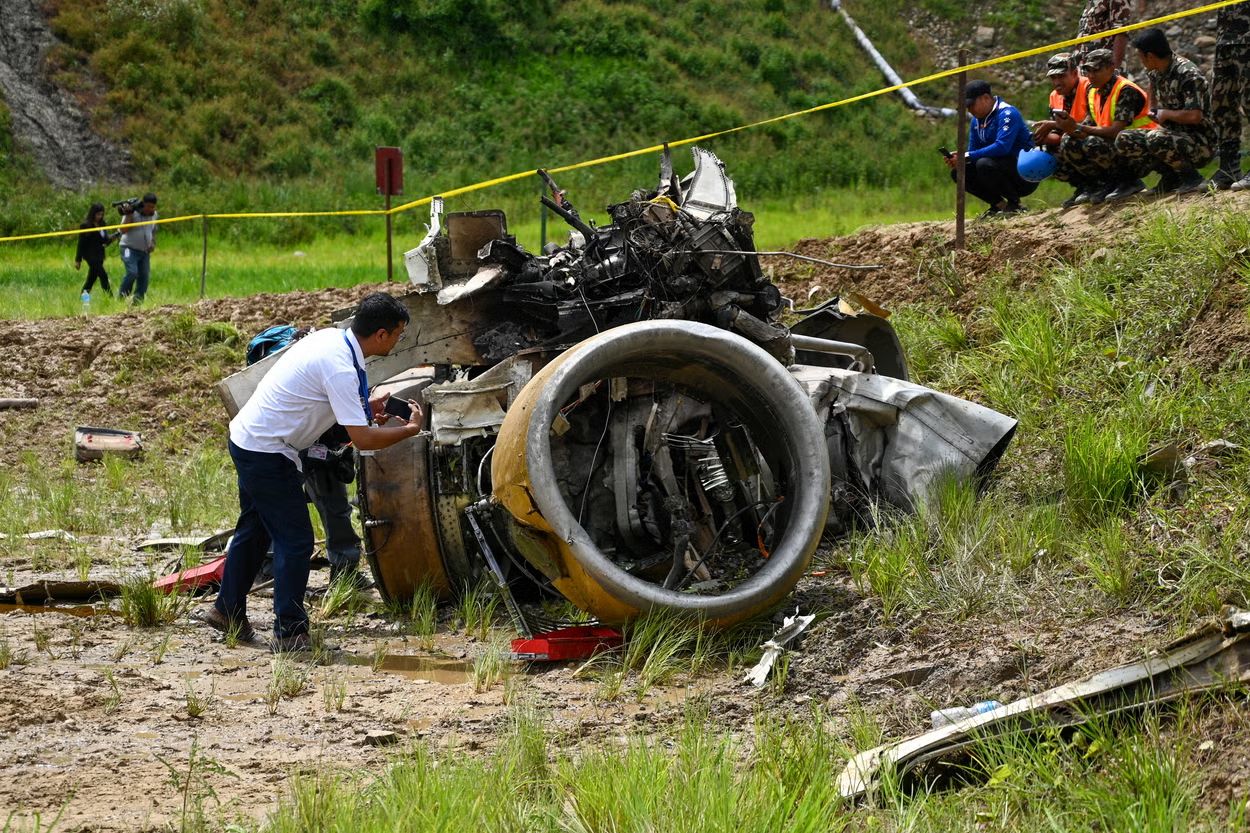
[1079,48,1115,71]
[1046,53,1076,76]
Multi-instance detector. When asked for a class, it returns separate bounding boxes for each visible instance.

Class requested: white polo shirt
[229,327,371,464]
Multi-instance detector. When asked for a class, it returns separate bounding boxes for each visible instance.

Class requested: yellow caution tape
[390,0,1247,213]
[1,0,1242,245]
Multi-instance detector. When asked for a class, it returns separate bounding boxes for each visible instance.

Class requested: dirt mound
[776,206,1096,316]
[0,0,129,186]
[0,284,387,466]
[774,192,1250,352]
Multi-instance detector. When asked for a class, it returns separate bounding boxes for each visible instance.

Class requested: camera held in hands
[111,197,141,214]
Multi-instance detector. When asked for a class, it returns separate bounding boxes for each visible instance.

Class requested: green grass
[858,206,1250,623]
[118,575,192,628]
[0,449,240,581]
[455,580,501,641]
[250,701,1241,833]
[0,173,1079,322]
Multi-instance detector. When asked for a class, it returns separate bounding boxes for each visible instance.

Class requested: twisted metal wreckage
[219,148,1017,634]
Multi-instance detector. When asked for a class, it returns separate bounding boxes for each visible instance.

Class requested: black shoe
[1173,169,1206,195]
[194,605,258,643]
[976,205,1002,220]
[1087,182,1116,205]
[1104,179,1146,201]
[1062,187,1089,208]
[1208,168,1241,191]
[999,202,1027,216]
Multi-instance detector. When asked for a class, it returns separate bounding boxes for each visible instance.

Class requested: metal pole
[385,159,394,283]
[955,49,968,250]
[199,215,208,299]
[539,187,548,250]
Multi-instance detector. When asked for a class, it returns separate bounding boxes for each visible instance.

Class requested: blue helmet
[1017,147,1058,182]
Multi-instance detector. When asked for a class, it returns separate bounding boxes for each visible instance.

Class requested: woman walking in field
[75,202,117,296]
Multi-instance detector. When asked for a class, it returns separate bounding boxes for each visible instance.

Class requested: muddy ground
[3,194,1250,830]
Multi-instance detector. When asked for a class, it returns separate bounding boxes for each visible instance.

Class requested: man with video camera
[115,192,158,304]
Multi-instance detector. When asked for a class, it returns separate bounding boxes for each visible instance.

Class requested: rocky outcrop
[0,0,129,186]
[902,0,1224,101]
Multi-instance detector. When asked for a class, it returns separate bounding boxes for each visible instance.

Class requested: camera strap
[342,331,372,424]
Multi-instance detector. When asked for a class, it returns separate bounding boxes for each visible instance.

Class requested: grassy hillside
[3,0,1074,241]
[45,0,935,187]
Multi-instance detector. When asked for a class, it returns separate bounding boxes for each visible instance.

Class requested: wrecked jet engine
[218,148,1016,632]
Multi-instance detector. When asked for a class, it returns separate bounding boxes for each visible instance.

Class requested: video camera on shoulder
[112,197,142,214]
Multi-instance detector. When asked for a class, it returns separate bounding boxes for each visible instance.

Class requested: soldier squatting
[950,1,1250,215]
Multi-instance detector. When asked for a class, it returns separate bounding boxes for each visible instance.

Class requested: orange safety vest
[1049,77,1090,123]
[1086,76,1157,130]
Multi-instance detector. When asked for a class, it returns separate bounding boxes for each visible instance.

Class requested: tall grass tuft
[1063,415,1147,524]
[119,575,189,628]
[456,580,500,641]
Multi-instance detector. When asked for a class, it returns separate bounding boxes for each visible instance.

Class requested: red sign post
[375,147,403,282]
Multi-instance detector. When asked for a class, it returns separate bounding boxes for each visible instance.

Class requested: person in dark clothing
[945,80,1038,218]
[74,203,118,296]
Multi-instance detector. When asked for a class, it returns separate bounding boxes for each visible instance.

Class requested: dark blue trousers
[215,440,314,638]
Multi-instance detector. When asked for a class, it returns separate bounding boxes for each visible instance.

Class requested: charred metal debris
[221,147,1017,631]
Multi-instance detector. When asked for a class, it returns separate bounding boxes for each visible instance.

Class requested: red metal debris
[510,626,624,662]
[153,556,227,594]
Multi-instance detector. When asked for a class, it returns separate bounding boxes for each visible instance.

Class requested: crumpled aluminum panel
[680,147,738,221]
[792,366,1017,510]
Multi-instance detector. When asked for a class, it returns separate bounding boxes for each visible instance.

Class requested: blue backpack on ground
[246,325,299,366]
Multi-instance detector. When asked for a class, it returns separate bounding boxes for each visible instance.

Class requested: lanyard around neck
[342,331,372,423]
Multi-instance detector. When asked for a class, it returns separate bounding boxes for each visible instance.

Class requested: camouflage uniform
[1115,55,1216,175]
[1211,4,1250,173]
[1074,0,1132,59]
[1056,70,1148,184]
[1056,133,1122,184]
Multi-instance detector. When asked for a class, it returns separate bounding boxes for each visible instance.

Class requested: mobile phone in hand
[383,397,413,421]
[938,146,953,158]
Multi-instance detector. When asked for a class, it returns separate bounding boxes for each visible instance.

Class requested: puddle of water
[345,653,474,685]
[0,603,117,618]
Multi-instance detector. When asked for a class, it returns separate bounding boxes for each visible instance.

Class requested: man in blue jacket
[945,80,1037,217]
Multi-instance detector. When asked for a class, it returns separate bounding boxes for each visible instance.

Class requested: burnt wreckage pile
[219,148,1017,631]
[464,153,789,365]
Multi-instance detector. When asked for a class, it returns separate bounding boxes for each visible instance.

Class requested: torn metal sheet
[0,529,78,542]
[680,147,738,221]
[744,610,816,687]
[794,367,1017,513]
[436,263,507,305]
[135,529,233,553]
[404,196,444,290]
[838,606,1250,800]
[424,358,532,446]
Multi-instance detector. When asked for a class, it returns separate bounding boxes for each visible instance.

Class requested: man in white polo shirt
[203,292,423,652]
